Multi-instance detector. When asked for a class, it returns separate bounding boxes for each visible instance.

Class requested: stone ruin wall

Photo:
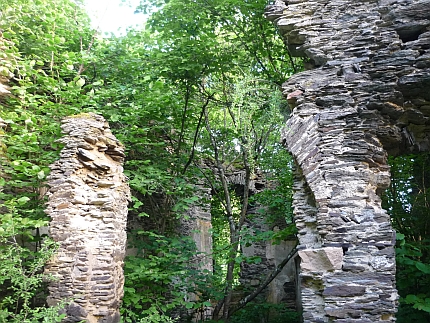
[178,166,298,318]
[175,183,213,321]
[240,208,298,309]
[266,0,430,322]
[0,33,14,173]
[182,184,213,273]
[44,113,130,323]
[1,33,130,322]
[224,169,298,309]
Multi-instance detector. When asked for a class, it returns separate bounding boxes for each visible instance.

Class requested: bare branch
[77,31,97,76]
[228,244,298,318]
[182,93,215,174]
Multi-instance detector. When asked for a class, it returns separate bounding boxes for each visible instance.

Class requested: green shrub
[229,302,300,323]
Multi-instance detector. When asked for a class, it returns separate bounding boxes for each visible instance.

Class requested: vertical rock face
[240,207,298,308]
[182,184,213,273]
[45,113,130,323]
[178,184,213,321]
[241,209,298,309]
[266,0,430,322]
[240,210,277,298]
[228,171,298,308]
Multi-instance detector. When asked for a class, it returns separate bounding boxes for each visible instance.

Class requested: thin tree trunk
[222,138,252,321]
[222,232,239,321]
[182,93,214,174]
[176,85,191,157]
[204,107,241,321]
[228,244,298,318]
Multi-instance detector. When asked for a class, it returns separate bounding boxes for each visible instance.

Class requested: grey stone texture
[266,239,298,308]
[240,206,298,308]
[177,183,213,321]
[228,170,298,308]
[266,0,430,322]
[44,113,130,323]
[182,184,213,273]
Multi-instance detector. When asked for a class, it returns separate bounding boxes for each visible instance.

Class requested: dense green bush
[383,153,430,322]
[228,302,299,323]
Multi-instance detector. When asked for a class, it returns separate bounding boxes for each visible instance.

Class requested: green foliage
[383,153,430,322]
[126,307,178,323]
[210,192,242,289]
[394,234,430,322]
[228,302,300,323]
[0,197,64,323]
[98,0,298,319]
[252,147,296,243]
[0,0,95,194]
[1,0,94,114]
[143,0,298,85]
[1,0,298,321]
[0,0,95,321]
[121,231,213,323]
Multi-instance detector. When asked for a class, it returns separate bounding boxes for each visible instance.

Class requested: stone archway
[266,0,430,322]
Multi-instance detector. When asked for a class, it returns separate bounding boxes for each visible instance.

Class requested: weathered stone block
[298,247,343,273]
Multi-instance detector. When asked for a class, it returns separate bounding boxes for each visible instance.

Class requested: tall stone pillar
[266,0,430,322]
[181,183,213,273]
[45,113,130,323]
[179,183,213,321]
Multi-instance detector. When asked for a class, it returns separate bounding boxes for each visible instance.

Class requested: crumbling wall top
[45,113,130,323]
[267,0,430,155]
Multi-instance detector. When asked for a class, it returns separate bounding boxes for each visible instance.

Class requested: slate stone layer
[45,113,130,323]
[266,0,430,322]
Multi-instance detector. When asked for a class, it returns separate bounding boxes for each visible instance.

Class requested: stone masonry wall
[266,0,430,322]
[228,170,298,309]
[177,183,213,321]
[182,184,213,273]
[45,113,130,323]
[240,207,298,309]
[0,33,14,173]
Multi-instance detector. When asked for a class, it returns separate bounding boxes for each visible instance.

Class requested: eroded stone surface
[266,0,430,321]
[229,170,298,309]
[299,247,343,273]
[45,113,130,323]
